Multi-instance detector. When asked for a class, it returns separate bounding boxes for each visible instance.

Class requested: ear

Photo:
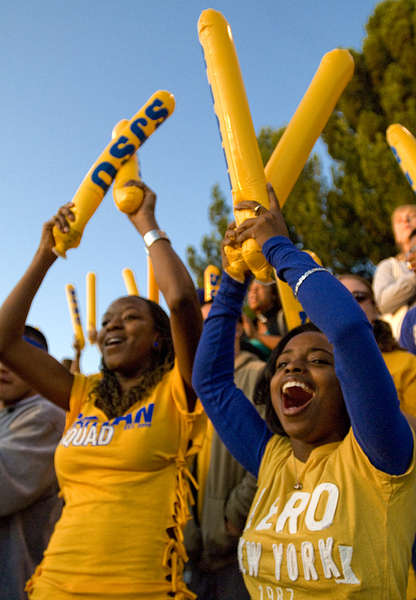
[152,334,160,350]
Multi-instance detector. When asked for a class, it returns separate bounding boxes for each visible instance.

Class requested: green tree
[322,0,416,270]
[186,184,231,287]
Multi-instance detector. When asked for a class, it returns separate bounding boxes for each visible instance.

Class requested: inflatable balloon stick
[86,272,97,344]
[265,49,354,207]
[112,119,144,213]
[277,251,323,331]
[386,124,416,192]
[122,268,139,296]
[203,265,221,302]
[198,9,272,283]
[147,256,159,304]
[53,90,175,257]
[65,284,85,350]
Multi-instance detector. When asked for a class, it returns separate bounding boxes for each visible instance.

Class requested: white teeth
[282,381,313,394]
[106,337,123,345]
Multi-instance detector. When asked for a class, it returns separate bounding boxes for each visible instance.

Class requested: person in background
[373,205,416,339]
[242,279,286,359]
[0,325,65,600]
[338,273,416,416]
[184,293,265,600]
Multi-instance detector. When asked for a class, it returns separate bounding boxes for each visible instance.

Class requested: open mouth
[281,381,314,415]
[104,337,125,348]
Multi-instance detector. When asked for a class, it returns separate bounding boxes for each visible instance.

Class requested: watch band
[143,229,170,250]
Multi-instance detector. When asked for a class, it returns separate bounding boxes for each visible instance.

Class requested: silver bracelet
[143,229,170,251]
[294,267,327,298]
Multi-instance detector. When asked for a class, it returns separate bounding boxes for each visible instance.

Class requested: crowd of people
[2,175,416,599]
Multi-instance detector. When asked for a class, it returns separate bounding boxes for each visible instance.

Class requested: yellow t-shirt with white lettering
[239,431,416,599]
[26,363,205,599]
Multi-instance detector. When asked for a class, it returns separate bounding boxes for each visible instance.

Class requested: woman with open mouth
[0,181,205,599]
[192,183,416,599]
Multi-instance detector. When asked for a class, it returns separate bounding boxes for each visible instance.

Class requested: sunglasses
[351,291,371,304]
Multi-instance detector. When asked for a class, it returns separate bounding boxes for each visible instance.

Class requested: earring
[153,341,159,349]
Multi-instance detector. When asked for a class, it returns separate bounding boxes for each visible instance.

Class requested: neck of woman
[290,429,348,463]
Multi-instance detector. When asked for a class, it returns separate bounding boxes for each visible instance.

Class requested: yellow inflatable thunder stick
[276,251,323,331]
[112,119,143,213]
[204,265,221,302]
[198,9,272,284]
[122,268,139,296]
[261,50,352,329]
[53,91,175,257]
[86,272,97,344]
[264,49,354,207]
[65,284,85,350]
[147,256,159,303]
[386,124,416,193]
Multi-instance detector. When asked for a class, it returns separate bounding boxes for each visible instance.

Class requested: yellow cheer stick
[265,49,354,207]
[53,90,175,257]
[203,264,221,302]
[65,284,85,350]
[86,272,97,344]
[112,119,144,213]
[386,124,416,192]
[147,256,159,303]
[204,265,221,302]
[198,9,272,284]
[122,268,139,296]
[277,251,323,331]
[221,49,353,280]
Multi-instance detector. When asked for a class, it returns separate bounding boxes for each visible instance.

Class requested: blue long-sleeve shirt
[400,306,416,354]
[192,236,413,477]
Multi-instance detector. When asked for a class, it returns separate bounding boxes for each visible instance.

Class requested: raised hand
[221,221,250,282]
[39,202,75,258]
[235,183,289,249]
[127,181,158,236]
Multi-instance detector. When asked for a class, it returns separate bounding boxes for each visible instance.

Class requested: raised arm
[193,225,272,477]
[0,208,75,410]
[128,183,202,411]
[236,184,413,476]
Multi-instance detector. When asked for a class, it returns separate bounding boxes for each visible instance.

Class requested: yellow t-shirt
[26,362,205,599]
[239,431,416,599]
[383,349,416,416]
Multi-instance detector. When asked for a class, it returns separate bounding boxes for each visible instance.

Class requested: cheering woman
[192,183,416,599]
[0,182,205,599]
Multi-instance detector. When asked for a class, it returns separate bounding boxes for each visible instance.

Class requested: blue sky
[0,0,378,373]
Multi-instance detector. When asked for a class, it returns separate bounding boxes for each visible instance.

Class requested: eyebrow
[280,347,334,357]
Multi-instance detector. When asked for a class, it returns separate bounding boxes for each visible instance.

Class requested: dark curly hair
[91,297,175,420]
[254,322,325,435]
